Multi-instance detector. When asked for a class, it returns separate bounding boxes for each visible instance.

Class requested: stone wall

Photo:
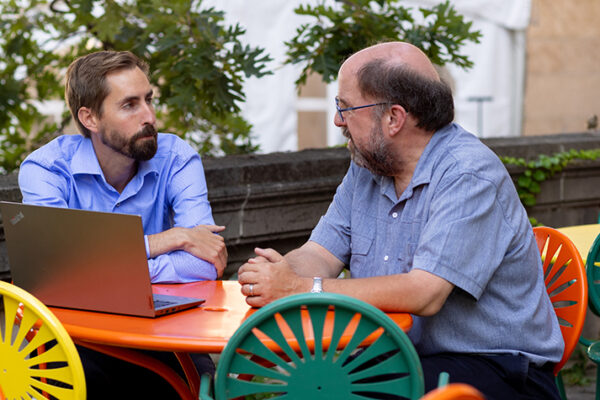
[1,132,600,282]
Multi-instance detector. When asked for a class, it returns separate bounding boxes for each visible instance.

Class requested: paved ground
[563,363,596,400]
[567,383,596,400]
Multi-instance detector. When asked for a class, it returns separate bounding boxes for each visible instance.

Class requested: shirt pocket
[349,233,374,278]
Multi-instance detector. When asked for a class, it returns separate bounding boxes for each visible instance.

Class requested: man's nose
[334,111,345,127]
[142,101,156,125]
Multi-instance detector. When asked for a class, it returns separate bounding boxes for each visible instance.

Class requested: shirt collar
[71,135,161,179]
[372,123,456,201]
[71,137,103,176]
[409,123,456,188]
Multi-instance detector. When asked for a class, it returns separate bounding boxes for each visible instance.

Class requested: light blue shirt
[310,123,564,365]
[18,133,218,283]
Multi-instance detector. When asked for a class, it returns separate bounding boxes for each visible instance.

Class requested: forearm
[147,225,226,278]
[148,251,217,283]
[147,229,184,258]
[319,270,454,315]
[284,241,344,278]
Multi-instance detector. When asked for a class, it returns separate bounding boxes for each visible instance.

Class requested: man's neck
[392,129,434,198]
[90,136,137,194]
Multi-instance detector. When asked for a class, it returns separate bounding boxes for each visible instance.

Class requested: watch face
[311,277,323,293]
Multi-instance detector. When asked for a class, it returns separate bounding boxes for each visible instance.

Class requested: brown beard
[101,124,158,161]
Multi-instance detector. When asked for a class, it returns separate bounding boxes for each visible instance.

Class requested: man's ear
[77,107,99,134]
[386,104,408,137]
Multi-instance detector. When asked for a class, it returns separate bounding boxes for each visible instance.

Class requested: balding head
[339,41,454,133]
[341,42,439,82]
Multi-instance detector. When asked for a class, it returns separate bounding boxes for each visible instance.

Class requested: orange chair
[533,226,588,399]
[420,383,485,400]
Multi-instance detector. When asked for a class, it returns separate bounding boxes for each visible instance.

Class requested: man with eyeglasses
[238,41,563,399]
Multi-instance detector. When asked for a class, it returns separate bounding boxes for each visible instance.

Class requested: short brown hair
[65,51,149,137]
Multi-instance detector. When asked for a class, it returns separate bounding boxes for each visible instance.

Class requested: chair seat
[0,280,86,399]
[204,292,424,399]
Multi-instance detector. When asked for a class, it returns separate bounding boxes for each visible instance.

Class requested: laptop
[0,201,205,317]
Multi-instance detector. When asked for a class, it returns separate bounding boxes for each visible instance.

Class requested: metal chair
[200,292,424,399]
[0,280,86,399]
[533,226,588,399]
[577,231,600,400]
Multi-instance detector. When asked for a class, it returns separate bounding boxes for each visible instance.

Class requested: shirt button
[116,203,121,207]
[384,255,389,261]
[392,212,398,218]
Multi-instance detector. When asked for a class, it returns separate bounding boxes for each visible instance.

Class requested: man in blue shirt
[18,51,225,398]
[237,42,563,399]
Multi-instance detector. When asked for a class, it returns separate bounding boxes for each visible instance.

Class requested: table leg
[175,352,201,395]
[76,341,196,400]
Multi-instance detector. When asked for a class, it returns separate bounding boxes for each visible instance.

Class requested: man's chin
[129,141,158,161]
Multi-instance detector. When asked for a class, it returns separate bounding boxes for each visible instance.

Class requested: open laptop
[0,201,205,317]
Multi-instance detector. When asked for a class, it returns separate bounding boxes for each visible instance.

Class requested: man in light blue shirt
[20,133,223,283]
[19,56,226,284]
[238,42,563,399]
[18,50,224,399]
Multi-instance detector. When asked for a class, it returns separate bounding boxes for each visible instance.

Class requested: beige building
[297,0,600,149]
[523,0,600,136]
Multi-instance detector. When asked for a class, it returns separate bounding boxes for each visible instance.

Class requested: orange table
[49,280,413,400]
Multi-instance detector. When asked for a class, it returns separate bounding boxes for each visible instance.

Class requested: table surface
[557,224,600,262]
[49,280,413,354]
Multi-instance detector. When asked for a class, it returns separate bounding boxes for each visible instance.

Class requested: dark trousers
[77,345,215,399]
[421,353,561,400]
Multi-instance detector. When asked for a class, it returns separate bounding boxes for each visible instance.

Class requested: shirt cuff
[144,235,150,258]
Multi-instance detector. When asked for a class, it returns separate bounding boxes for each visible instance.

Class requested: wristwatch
[310,277,323,293]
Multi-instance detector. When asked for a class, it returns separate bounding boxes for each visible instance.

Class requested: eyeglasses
[335,97,388,122]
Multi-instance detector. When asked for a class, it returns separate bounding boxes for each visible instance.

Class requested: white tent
[207,0,532,153]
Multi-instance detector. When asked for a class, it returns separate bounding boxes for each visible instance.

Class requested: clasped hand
[237,247,307,307]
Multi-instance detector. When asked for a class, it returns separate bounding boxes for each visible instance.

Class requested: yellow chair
[0,280,86,399]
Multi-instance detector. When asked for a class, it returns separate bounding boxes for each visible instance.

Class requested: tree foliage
[0,0,272,172]
[284,0,482,87]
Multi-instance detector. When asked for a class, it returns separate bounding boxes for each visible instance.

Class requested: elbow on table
[409,295,448,317]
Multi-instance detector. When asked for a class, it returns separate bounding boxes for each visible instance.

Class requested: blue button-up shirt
[310,123,563,365]
[19,133,217,283]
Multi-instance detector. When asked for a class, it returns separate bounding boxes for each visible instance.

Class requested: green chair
[578,232,600,400]
[584,232,600,317]
[200,292,424,399]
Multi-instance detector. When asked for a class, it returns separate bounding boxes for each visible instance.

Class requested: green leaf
[283,0,481,87]
[0,0,274,170]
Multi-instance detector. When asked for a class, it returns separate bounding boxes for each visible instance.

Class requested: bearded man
[18,50,225,399]
[237,42,563,399]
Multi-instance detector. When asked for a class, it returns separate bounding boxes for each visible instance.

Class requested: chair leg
[555,372,567,400]
[596,364,600,400]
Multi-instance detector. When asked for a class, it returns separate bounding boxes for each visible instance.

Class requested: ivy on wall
[501,148,600,209]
